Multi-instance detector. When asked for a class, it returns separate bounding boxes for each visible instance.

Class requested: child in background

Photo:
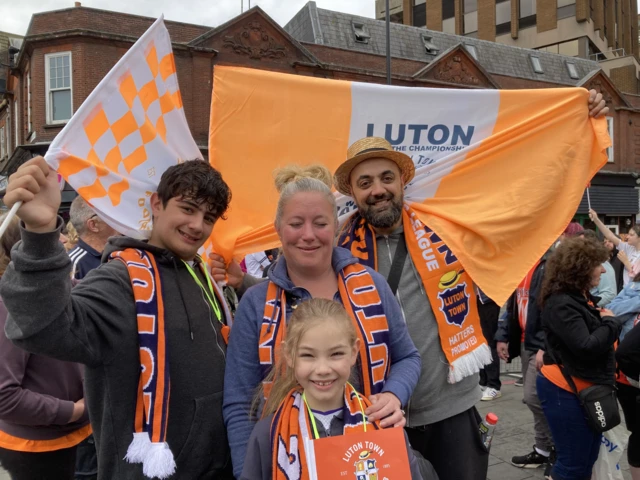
[240,298,436,480]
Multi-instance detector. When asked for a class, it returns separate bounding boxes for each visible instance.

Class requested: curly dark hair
[539,237,610,305]
[157,160,231,221]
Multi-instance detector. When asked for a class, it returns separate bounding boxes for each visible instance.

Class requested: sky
[1,0,375,36]
[2,0,640,37]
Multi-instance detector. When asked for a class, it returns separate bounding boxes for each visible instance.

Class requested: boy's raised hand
[4,156,60,233]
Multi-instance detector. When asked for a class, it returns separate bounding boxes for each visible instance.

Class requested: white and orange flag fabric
[208,66,610,305]
[44,16,201,238]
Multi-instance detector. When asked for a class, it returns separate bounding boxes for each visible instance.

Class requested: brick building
[2,1,640,229]
[377,0,640,96]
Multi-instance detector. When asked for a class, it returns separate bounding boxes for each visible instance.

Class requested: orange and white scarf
[260,263,390,400]
[271,383,378,480]
[339,203,491,383]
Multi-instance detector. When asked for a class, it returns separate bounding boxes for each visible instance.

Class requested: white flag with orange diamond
[44,16,201,238]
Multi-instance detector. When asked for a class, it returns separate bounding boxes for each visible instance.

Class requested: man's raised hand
[4,156,60,233]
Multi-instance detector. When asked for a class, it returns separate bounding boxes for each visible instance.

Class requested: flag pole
[586,187,592,210]
[385,0,391,85]
[0,201,21,240]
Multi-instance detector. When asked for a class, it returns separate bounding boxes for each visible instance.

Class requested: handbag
[546,347,620,433]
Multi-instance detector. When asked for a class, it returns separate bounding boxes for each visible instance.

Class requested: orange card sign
[306,427,411,480]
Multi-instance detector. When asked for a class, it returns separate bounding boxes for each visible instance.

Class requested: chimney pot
[74,2,81,6]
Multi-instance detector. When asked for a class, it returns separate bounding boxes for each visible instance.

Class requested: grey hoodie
[374,227,481,427]
[0,219,232,479]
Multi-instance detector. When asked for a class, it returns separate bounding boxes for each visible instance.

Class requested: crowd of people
[0,90,636,480]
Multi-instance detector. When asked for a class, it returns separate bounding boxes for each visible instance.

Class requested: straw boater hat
[334,137,415,196]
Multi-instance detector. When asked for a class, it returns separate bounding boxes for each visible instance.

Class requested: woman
[223,165,421,478]
[0,214,91,479]
[537,237,624,480]
[616,319,640,480]
[589,209,640,286]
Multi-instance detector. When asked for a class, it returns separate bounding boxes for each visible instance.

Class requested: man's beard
[360,193,403,229]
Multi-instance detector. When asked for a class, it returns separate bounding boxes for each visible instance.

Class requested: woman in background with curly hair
[537,237,625,480]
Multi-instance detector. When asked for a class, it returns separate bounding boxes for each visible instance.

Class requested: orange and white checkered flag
[44,16,202,238]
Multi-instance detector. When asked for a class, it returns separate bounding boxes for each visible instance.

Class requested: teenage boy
[0,157,234,479]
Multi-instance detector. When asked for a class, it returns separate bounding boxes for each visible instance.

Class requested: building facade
[377,0,640,95]
[2,1,640,229]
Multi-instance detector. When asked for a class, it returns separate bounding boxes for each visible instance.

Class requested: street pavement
[484,374,633,480]
[0,374,631,479]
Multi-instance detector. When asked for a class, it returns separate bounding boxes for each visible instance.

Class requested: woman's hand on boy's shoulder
[365,392,406,428]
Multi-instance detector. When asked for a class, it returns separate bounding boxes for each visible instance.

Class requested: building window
[465,44,478,59]
[519,0,537,28]
[45,52,73,124]
[413,1,426,27]
[607,116,614,163]
[557,0,575,6]
[352,22,371,44]
[442,0,455,19]
[558,39,579,56]
[530,55,544,73]
[0,126,5,159]
[496,0,511,35]
[566,62,579,79]
[421,34,440,55]
[464,0,478,12]
[443,17,455,34]
[14,100,19,149]
[27,71,32,133]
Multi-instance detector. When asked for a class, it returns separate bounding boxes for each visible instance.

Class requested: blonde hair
[273,165,337,230]
[257,298,358,417]
[65,221,78,250]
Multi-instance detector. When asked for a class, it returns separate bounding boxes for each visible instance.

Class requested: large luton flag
[208,66,610,305]
[44,16,201,238]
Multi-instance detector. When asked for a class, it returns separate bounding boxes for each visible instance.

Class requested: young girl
[240,298,436,480]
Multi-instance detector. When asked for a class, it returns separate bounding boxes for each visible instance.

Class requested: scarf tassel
[448,343,492,384]
[124,431,151,463]
[142,442,177,479]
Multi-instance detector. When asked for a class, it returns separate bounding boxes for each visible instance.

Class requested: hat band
[356,147,391,155]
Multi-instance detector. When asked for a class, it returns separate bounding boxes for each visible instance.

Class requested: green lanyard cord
[302,382,367,440]
[182,258,222,324]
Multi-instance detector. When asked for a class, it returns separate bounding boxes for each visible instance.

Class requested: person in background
[604,237,625,293]
[0,213,90,480]
[244,250,272,278]
[240,298,437,480]
[67,196,118,280]
[589,210,640,286]
[65,221,79,252]
[583,229,617,307]
[496,249,555,476]
[477,288,502,401]
[616,319,640,480]
[537,237,624,480]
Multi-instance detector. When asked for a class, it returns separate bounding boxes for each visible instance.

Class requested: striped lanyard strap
[302,383,367,440]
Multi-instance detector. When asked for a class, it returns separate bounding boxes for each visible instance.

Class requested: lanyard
[182,258,222,324]
[302,383,367,440]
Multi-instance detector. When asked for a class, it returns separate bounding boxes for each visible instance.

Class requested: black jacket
[616,322,640,381]
[0,221,232,479]
[609,248,625,294]
[542,292,623,385]
[495,256,548,358]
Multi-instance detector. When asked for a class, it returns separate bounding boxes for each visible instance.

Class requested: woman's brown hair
[539,236,610,305]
